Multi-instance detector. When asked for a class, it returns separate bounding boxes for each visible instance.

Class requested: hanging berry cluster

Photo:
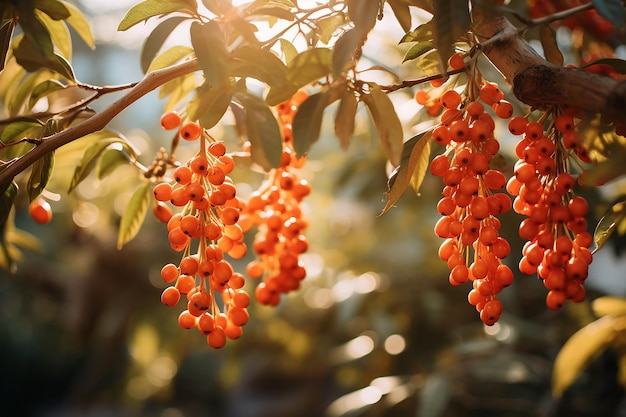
[152,112,251,348]
[241,91,312,307]
[429,80,516,326]
[507,112,594,310]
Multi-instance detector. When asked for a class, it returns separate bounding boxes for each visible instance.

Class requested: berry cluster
[153,113,250,348]
[430,82,515,325]
[242,92,311,306]
[507,112,593,310]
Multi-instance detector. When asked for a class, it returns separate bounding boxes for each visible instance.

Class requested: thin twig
[0,59,200,188]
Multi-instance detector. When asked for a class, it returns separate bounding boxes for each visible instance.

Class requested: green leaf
[202,0,233,15]
[33,0,70,20]
[187,82,233,129]
[27,151,54,201]
[432,0,471,70]
[0,182,18,227]
[347,0,380,33]
[28,79,65,109]
[592,0,624,27]
[68,131,127,192]
[399,20,433,43]
[0,19,16,72]
[0,120,42,145]
[593,198,626,253]
[292,92,329,158]
[266,48,332,105]
[230,44,288,88]
[98,145,133,179]
[332,28,362,77]
[60,1,95,49]
[539,24,563,67]
[18,13,54,60]
[118,0,192,31]
[117,182,151,249]
[388,0,412,32]
[362,85,404,167]
[140,16,187,73]
[233,90,283,170]
[36,9,71,60]
[592,296,626,317]
[190,20,229,88]
[279,38,298,63]
[160,73,198,111]
[334,89,358,149]
[402,40,434,63]
[315,13,347,44]
[581,57,626,74]
[552,315,617,397]
[381,130,431,215]
[147,45,193,72]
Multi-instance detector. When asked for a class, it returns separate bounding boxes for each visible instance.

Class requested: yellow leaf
[552,315,617,397]
[592,296,626,317]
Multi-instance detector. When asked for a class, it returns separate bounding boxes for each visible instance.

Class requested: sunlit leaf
[33,0,70,20]
[118,0,192,31]
[60,1,95,49]
[35,10,71,60]
[233,89,283,170]
[28,79,65,109]
[68,131,127,192]
[187,82,233,129]
[0,19,16,72]
[279,38,297,63]
[98,145,132,179]
[400,20,433,43]
[160,72,197,111]
[388,0,412,32]
[347,0,380,32]
[190,20,229,88]
[402,40,434,62]
[592,0,624,27]
[332,28,362,77]
[140,16,187,73]
[202,0,233,15]
[362,85,404,167]
[539,24,563,67]
[432,0,471,70]
[315,13,346,44]
[230,44,288,88]
[117,182,151,249]
[0,121,43,145]
[381,130,431,215]
[27,151,54,201]
[292,92,329,158]
[553,315,617,397]
[592,296,626,317]
[593,198,626,253]
[148,45,193,72]
[334,89,358,149]
[266,48,332,105]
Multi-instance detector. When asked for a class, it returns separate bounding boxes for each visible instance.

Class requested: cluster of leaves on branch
[2,0,626,392]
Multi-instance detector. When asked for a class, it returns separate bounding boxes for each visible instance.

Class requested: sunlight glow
[383,334,406,355]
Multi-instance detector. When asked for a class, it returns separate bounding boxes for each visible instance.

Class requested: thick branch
[475,15,626,121]
[0,59,200,188]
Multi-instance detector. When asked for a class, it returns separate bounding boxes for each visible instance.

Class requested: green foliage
[117,182,151,249]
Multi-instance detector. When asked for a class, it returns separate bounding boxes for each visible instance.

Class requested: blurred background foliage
[2,1,626,416]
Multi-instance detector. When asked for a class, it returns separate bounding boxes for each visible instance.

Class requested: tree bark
[475,15,626,121]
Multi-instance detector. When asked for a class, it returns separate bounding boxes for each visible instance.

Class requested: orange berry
[160,111,182,130]
[153,202,173,223]
[466,101,485,117]
[178,310,197,329]
[208,141,226,157]
[29,198,52,224]
[161,263,179,283]
[190,155,209,176]
[161,286,181,307]
[508,116,528,135]
[207,326,226,348]
[153,183,173,201]
[493,100,513,119]
[173,166,192,185]
[179,121,202,141]
[440,90,462,110]
[415,90,430,105]
[448,52,465,70]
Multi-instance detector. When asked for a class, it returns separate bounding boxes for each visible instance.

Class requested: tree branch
[474,14,626,121]
[0,59,200,188]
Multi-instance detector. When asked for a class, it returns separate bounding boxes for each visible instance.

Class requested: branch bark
[0,59,200,188]
[475,14,626,121]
